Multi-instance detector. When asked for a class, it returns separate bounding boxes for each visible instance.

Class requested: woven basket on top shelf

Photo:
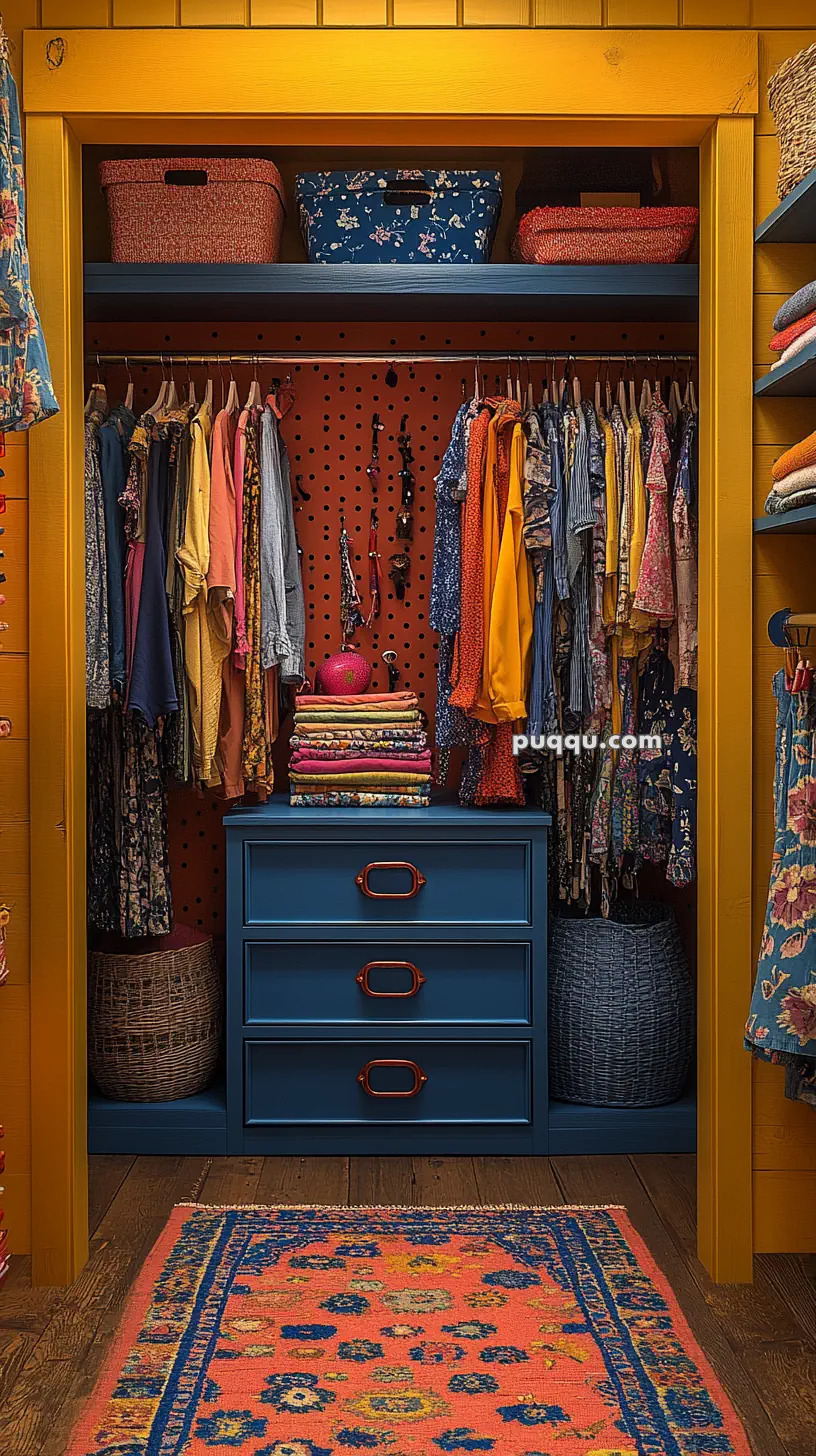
[768,42,816,201]
[548,903,693,1109]
[89,925,222,1102]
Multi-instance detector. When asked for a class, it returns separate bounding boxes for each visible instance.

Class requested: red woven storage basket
[100,157,286,265]
[512,206,698,266]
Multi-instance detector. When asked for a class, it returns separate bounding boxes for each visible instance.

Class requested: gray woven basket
[548,903,693,1108]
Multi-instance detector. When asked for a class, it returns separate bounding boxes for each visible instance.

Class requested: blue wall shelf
[755,165,816,244]
[754,505,816,535]
[754,340,816,398]
[84,262,699,324]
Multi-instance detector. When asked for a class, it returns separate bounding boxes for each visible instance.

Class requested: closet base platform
[88,1078,228,1155]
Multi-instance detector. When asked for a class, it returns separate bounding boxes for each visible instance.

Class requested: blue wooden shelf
[84,262,699,324]
[548,1088,696,1155]
[755,165,816,243]
[88,1077,227,1155]
[754,505,816,535]
[754,340,816,397]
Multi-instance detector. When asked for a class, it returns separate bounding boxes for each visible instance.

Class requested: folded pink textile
[290,745,431,761]
[295,691,417,709]
[290,754,433,777]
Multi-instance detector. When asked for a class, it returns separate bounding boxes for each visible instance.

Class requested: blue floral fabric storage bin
[296,170,502,264]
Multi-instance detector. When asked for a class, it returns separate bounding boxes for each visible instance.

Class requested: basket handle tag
[164,169,209,187]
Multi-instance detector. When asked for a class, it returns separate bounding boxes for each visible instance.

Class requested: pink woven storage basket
[512,206,698,266]
[100,157,286,265]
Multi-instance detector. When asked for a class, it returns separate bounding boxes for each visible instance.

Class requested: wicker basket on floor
[768,42,816,201]
[548,903,693,1109]
[89,925,222,1102]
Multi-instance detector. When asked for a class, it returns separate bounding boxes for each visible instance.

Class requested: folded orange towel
[772,428,816,482]
[770,308,816,352]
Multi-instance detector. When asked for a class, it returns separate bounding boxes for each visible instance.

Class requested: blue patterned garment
[745,669,816,1072]
[0,39,58,431]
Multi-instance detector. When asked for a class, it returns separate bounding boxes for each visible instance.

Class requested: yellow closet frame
[20,26,757,1286]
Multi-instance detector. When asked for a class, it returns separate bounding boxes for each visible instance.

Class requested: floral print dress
[746,668,816,1078]
[0,36,58,430]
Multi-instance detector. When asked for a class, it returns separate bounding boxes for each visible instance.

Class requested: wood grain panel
[22,27,759,116]
[755,244,816,298]
[756,133,782,225]
[1,1173,31,1255]
[0,873,29,987]
[752,2,816,25]
[1,444,29,501]
[180,0,249,21]
[1,655,29,740]
[0,497,29,656]
[393,0,457,18]
[754,1171,816,1251]
[464,0,527,21]
[754,392,816,447]
[41,0,109,21]
[535,0,602,23]
[682,0,749,22]
[113,0,177,22]
[0,984,31,1168]
[608,0,678,22]
[251,0,319,21]
[757,31,816,136]
[322,0,387,18]
[753,1067,816,1172]
[0,739,28,821]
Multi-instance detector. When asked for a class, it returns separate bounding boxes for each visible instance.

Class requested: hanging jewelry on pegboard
[366,411,383,628]
[338,509,365,642]
[390,413,415,601]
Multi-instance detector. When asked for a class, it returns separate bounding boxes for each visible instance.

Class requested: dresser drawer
[244,837,531,926]
[244,940,532,1026]
[244,1039,531,1125]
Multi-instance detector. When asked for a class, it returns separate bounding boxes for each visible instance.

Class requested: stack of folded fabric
[765,426,816,514]
[289,691,432,807]
[770,278,816,372]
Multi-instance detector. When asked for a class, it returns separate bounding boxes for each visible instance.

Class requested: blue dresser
[225,799,550,1155]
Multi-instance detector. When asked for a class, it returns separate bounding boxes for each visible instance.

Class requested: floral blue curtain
[0,28,58,431]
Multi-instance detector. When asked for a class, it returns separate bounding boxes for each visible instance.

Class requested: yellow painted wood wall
[2,0,815,1257]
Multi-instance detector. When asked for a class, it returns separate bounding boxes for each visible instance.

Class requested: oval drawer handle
[355,861,427,899]
[356,961,426,998]
[357,1058,428,1097]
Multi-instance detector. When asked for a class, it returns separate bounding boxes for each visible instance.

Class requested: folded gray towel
[773,278,816,333]
[765,485,816,514]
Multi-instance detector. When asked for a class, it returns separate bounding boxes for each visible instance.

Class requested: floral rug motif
[67,1204,750,1456]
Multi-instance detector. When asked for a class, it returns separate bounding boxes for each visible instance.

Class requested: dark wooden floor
[0,1154,814,1455]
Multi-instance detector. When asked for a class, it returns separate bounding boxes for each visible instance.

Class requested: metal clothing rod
[86,350,697,368]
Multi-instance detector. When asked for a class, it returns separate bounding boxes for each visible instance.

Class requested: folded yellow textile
[290,771,432,787]
[772,428,816,482]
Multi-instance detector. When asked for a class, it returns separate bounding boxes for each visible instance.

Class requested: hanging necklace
[366,411,384,627]
[339,510,365,642]
[389,413,415,600]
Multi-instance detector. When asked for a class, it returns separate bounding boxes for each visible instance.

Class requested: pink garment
[289,754,432,777]
[633,406,675,622]
[291,745,429,761]
[124,540,145,695]
[233,407,249,668]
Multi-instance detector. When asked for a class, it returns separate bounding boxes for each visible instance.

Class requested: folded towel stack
[770,279,816,371]
[765,427,816,515]
[289,691,432,807]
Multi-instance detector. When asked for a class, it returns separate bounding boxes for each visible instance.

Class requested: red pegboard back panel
[87,318,696,938]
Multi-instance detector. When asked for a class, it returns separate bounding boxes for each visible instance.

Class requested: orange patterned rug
[67,1204,750,1456]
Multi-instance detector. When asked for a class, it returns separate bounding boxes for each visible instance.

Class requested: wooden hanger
[148,356,168,417]
[184,356,197,410]
[245,355,263,410]
[226,357,240,414]
[594,359,603,415]
[123,356,134,412]
[203,357,214,413]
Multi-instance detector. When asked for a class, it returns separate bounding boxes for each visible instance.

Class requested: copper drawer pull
[357,1058,428,1097]
[355,861,427,899]
[356,961,426,998]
